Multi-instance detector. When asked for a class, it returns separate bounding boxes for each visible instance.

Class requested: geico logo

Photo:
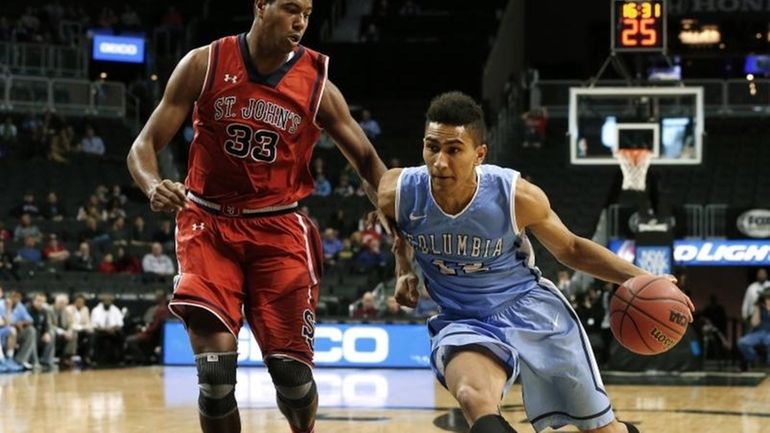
[99,42,138,55]
[674,243,770,263]
[314,327,389,364]
[236,326,389,364]
[650,327,675,347]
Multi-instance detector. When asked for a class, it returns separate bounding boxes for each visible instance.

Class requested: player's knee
[454,384,493,413]
[266,357,316,406]
[196,352,238,418]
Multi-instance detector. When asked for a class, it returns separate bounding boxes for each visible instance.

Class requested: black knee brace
[196,352,238,419]
[469,414,518,433]
[265,357,316,408]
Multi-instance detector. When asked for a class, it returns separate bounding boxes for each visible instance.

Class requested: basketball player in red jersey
[127,1,388,432]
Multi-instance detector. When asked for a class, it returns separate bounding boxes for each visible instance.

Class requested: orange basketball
[609,275,690,355]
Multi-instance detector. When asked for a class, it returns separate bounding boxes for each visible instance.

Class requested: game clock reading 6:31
[612,0,666,52]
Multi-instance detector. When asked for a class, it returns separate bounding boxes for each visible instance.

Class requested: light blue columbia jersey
[396,164,541,317]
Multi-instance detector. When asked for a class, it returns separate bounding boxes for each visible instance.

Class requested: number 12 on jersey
[224,123,280,163]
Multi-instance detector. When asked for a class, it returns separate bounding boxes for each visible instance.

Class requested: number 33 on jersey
[187,33,329,209]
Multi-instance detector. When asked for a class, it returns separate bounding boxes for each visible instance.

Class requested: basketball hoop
[616,148,652,191]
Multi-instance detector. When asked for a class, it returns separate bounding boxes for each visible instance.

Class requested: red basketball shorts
[169,203,323,366]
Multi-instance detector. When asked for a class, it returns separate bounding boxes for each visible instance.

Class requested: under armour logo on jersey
[224,74,238,83]
[192,222,205,231]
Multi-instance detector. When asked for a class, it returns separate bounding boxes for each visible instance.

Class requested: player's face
[258,0,312,51]
[423,122,486,189]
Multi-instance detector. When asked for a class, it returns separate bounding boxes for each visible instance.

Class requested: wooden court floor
[1,366,768,433]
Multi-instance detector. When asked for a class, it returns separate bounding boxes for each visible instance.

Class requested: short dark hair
[425,91,486,145]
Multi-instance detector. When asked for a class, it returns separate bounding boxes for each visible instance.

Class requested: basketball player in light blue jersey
[377,92,694,433]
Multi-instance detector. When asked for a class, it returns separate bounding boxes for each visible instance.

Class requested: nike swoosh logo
[409,213,426,221]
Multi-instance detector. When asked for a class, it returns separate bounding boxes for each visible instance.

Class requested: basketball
[609,275,690,356]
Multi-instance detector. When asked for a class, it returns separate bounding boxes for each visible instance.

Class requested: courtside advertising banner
[164,322,432,368]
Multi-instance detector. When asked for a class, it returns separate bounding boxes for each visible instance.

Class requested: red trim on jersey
[308,54,327,117]
[204,40,220,94]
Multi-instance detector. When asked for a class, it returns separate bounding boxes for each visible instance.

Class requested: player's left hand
[662,274,695,322]
[395,272,419,308]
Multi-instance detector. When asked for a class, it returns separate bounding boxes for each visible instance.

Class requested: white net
[616,149,652,191]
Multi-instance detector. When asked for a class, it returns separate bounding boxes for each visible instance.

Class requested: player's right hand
[149,179,187,213]
[395,272,419,308]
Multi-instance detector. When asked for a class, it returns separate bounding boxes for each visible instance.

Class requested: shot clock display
[612,0,666,52]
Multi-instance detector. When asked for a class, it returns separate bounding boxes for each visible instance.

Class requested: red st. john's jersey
[187,33,328,208]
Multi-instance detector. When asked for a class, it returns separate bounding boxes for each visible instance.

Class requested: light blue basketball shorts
[427,281,614,432]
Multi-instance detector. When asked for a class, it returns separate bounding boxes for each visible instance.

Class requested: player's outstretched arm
[317,81,388,206]
[517,178,651,286]
[127,46,208,213]
[378,168,418,306]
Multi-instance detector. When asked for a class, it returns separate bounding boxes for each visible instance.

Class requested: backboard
[568,86,704,165]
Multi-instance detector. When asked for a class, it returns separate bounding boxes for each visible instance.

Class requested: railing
[531,79,770,117]
[1,74,126,118]
[0,41,87,78]
[704,204,730,238]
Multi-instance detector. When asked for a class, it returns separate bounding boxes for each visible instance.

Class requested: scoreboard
[612,0,666,52]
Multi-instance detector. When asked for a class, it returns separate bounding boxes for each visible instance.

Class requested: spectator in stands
[354,239,389,278]
[8,290,36,369]
[110,184,128,206]
[47,118,74,163]
[0,221,10,241]
[16,236,43,264]
[313,173,332,196]
[114,247,141,274]
[0,241,18,281]
[337,238,356,263]
[333,174,356,197]
[0,285,24,371]
[52,294,76,369]
[90,292,124,365]
[109,217,129,247]
[372,0,392,17]
[42,233,70,264]
[742,268,770,327]
[77,125,106,157]
[358,109,381,141]
[68,293,93,366]
[322,228,343,265]
[28,293,55,369]
[41,191,65,221]
[97,253,116,274]
[737,288,770,370]
[399,0,422,16]
[388,157,402,168]
[78,216,110,252]
[0,115,18,157]
[95,184,110,205]
[151,220,175,251]
[106,198,127,221]
[414,285,439,318]
[379,296,408,319]
[522,107,548,149]
[130,216,152,247]
[96,6,118,30]
[76,195,106,221]
[13,213,42,242]
[142,242,175,277]
[11,193,40,218]
[352,291,379,319]
[126,290,169,364]
[67,242,95,272]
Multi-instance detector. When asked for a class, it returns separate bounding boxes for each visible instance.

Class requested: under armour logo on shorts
[192,222,205,231]
[224,206,240,216]
[224,74,238,83]
[207,354,219,362]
